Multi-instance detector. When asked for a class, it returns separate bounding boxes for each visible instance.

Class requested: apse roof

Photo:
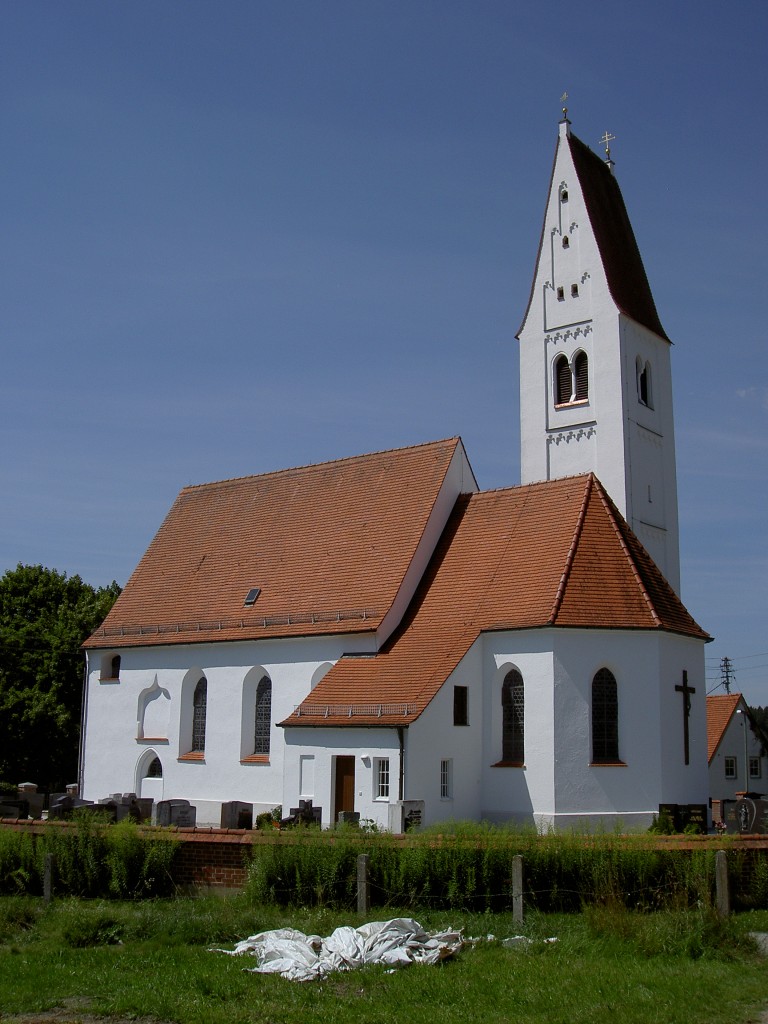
[284,473,708,729]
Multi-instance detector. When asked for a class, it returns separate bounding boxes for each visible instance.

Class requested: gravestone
[0,797,29,819]
[155,799,197,827]
[281,799,322,827]
[735,797,768,835]
[48,795,96,820]
[220,801,253,829]
[657,802,708,833]
[17,783,44,820]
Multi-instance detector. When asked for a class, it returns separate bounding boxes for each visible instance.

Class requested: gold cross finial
[600,131,616,160]
[560,92,569,120]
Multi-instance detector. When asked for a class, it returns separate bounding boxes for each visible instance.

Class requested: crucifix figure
[675,670,696,765]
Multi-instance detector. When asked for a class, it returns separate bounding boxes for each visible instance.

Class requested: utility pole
[720,656,735,695]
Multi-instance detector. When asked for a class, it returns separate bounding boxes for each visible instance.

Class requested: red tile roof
[285,473,708,728]
[85,438,465,648]
[706,693,743,762]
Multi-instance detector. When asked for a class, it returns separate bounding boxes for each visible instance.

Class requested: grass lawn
[0,896,766,1024]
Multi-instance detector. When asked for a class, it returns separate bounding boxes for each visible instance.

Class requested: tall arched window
[192,676,207,753]
[502,669,524,763]
[592,668,619,763]
[573,351,589,401]
[637,359,652,408]
[555,355,571,405]
[254,676,272,756]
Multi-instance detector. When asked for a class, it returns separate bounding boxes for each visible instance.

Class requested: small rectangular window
[375,758,390,800]
[724,756,737,780]
[453,686,468,726]
[749,756,761,779]
[440,759,452,799]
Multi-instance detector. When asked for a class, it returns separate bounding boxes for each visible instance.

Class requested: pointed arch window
[147,756,163,778]
[573,351,589,401]
[192,677,207,753]
[501,669,524,764]
[592,668,619,763]
[254,676,272,756]
[555,355,571,405]
[637,358,653,408]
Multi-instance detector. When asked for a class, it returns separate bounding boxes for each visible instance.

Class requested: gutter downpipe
[397,727,405,801]
[77,652,89,796]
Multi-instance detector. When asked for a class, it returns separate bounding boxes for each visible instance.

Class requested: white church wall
[82,632,374,825]
[548,629,707,830]
[282,727,401,829]
[620,316,680,592]
[479,633,556,825]
[405,640,485,826]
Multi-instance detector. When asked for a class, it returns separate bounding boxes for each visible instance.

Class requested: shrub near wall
[246,826,750,913]
[0,816,179,898]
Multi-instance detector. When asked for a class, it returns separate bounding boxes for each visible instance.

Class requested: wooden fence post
[715,850,730,918]
[512,854,524,924]
[357,853,370,915]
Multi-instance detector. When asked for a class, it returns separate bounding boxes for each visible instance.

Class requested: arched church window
[555,355,571,405]
[562,235,570,249]
[501,669,524,763]
[254,675,272,756]
[574,351,589,401]
[560,188,568,203]
[192,676,207,753]
[638,359,652,408]
[592,668,619,763]
[147,756,162,778]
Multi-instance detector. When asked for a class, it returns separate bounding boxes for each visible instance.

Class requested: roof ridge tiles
[590,477,662,627]
[180,437,462,493]
[549,474,593,625]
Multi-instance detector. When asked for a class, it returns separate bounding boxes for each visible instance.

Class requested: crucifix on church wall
[675,670,695,765]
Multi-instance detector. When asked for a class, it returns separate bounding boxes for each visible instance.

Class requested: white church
[81,116,710,831]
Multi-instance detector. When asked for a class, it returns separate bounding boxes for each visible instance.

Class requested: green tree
[0,565,120,791]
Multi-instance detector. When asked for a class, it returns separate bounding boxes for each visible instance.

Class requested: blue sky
[2,2,766,703]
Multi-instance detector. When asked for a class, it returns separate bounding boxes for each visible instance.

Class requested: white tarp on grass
[213,917,466,982]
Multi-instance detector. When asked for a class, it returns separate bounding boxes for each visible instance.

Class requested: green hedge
[0,816,179,898]
[246,824,765,912]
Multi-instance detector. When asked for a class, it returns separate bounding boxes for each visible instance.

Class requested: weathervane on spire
[560,92,569,120]
[600,130,616,162]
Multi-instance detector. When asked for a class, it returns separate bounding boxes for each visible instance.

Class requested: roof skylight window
[244,588,261,607]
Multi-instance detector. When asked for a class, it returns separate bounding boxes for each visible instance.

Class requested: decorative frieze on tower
[517,118,681,593]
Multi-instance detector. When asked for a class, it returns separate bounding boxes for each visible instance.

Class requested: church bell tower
[517,115,681,593]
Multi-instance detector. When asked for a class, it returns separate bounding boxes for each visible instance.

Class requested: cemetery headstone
[155,799,197,827]
[220,801,253,829]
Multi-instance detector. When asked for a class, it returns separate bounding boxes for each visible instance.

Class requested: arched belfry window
[592,668,619,763]
[254,675,272,756]
[573,351,589,402]
[637,358,652,408]
[192,676,207,753]
[555,354,571,405]
[501,669,524,764]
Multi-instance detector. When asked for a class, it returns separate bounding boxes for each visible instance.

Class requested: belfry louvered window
[555,355,571,405]
[254,675,272,755]
[592,668,619,763]
[192,677,207,752]
[574,351,589,401]
[502,669,524,763]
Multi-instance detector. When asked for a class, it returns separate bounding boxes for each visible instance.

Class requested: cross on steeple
[599,130,616,161]
[675,670,696,765]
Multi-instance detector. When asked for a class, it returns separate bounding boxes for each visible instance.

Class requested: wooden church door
[333,756,355,822]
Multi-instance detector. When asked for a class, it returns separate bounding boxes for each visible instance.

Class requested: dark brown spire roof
[568,132,670,341]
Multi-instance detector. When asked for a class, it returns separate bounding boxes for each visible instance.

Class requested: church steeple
[517,121,681,593]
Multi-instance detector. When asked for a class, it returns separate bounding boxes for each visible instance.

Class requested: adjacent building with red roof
[81,118,710,830]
